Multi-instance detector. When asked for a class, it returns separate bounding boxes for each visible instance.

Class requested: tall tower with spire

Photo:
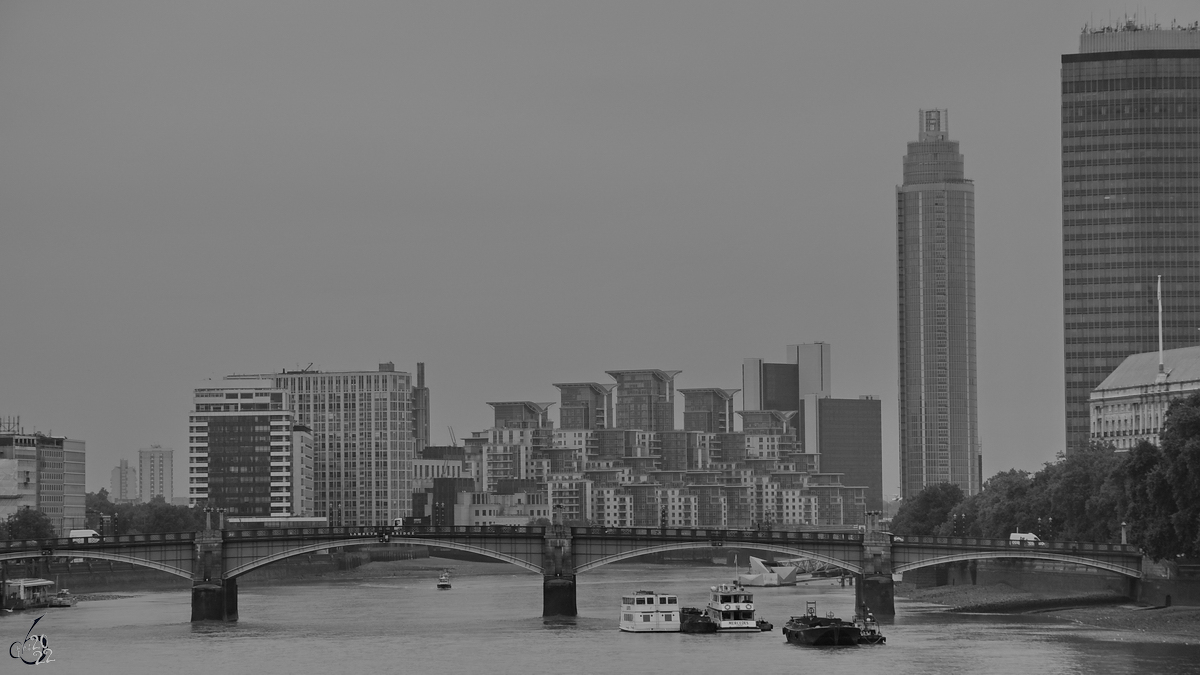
[897,109,980,499]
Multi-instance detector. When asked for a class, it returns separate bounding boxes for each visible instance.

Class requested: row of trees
[891,391,1200,561]
[85,488,208,535]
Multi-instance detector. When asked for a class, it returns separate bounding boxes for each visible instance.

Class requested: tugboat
[679,606,718,633]
[704,582,763,633]
[49,589,78,607]
[436,570,452,590]
[619,590,681,632]
[853,606,886,645]
[782,600,861,646]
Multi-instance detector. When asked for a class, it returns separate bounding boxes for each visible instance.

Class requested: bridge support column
[543,575,577,617]
[856,574,894,616]
[191,578,238,622]
[191,525,237,622]
[542,514,577,616]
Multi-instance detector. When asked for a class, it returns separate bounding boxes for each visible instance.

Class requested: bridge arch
[223,538,543,578]
[892,551,1141,578]
[0,550,193,580]
[575,541,863,574]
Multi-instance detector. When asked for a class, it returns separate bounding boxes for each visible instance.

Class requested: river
[6,563,1198,674]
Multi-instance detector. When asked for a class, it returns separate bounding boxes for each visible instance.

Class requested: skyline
[5,1,1200,499]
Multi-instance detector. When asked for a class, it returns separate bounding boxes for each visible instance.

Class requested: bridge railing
[895,535,1139,554]
[0,531,196,551]
[220,524,548,540]
[571,527,865,543]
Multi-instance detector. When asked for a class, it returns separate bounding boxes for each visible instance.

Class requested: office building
[226,363,414,526]
[0,417,85,535]
[743,343,831,412]
[1090,345,1200,450]
[138,446,173,503]
[802,395,883,512]
[188,380,314,518]
[1062,23,1200,452]
[607,369,680,432]
[110,458,137,503]
[897,108,980,498]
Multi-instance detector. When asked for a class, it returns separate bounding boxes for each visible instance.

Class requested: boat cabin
[704,583,759,630]
[4,578,55,610]
[619,590,680,632]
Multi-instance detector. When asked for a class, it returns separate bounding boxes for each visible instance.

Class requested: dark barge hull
[783,624,861,646]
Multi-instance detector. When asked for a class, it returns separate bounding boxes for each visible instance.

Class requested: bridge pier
[543,575,577,616]
[542,513,577,616]
[856,574,895,616]
[191,578,238,622]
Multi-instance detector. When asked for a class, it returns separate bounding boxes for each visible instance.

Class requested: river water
[6,563,1198,674]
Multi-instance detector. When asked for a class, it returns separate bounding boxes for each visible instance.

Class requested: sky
[3,1,1197,497]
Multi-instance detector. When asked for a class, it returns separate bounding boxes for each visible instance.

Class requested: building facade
[1062,25,1200,452]
[679,388,738,433]
[138,446,173,503]
[554,382,615,430]
[743,343,831,412]
[897,108,980,498]
[607,369,680,432]
[188,380,314,518]
[1090,345,1200,450]
[0,419,85,535]
[226,363,414,526]
[110,458,137,503]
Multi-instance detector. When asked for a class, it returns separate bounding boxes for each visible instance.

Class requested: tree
[1120,391,1200,560]
[4,508,58,540]
[890,483,964,536]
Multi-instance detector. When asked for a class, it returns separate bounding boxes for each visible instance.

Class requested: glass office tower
[897,109,980,499]
[1062,26,1200,452]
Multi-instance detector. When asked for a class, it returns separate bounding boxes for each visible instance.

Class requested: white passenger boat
[619,590,680,632]
[704,582,760,632]
[436,570,452,590]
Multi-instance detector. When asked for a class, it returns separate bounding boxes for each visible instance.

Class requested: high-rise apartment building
[554,382,615,430]
[110,458,137,502]
[743,343,831,412]
[679,388,738,433]
[607,369,680,432]
[138,446,173,503]
[897,109,980,499]
[481,401,554,492]
[1062,24,1200,452]
[226,363,414,526]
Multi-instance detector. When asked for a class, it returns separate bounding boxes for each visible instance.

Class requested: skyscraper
[1062,23,1200,453]
[897,109,980,499]
[606,369,680,432]
[743,343,831,412]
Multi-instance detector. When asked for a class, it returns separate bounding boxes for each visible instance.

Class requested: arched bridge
[0,525,1142,620]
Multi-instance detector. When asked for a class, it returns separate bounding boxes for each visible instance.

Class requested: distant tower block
[679,388,739,433]
[553,382,616,430]
[606,370,680,432]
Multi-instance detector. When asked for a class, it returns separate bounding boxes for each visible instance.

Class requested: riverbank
[896,581,1200,639]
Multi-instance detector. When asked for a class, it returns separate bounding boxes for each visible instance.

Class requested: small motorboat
[853,606,886,645]
[436,570,452,590]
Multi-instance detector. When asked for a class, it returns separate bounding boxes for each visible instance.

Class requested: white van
[1009,532,1045,546]
[69,529,101,544]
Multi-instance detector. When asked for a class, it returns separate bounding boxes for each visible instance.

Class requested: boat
[49,589,78,608]
[782,600,861,646]
[436,570,452,590]
[679,606,718,633]
[619,590,681,632]
[853,606,886,645]
[756,618,774,631]
[704,582,763,632]
[2,578,59,610]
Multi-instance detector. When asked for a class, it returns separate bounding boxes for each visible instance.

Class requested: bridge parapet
[895,535,1139,555]
[571,526,864,544]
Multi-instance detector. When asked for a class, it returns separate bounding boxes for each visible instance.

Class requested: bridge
[0,523,1143,621]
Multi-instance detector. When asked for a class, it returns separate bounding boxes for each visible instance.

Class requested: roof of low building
[1095,346,1200,391]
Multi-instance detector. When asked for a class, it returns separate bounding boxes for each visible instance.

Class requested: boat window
[622,597,633,605]
[636,597,645,605]
[721,595,732,603]
[623,614,634,621]
[658,597,669,604]
[642,615,651,622]
[667,596,677,604]
[663,613,673,621]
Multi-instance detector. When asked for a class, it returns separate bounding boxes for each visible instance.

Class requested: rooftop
[1094,346,1200,392]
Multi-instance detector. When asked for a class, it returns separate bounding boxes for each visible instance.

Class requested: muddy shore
[896,582,1200,638]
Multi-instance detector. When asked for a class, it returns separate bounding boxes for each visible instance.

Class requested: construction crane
[448,426,458,447]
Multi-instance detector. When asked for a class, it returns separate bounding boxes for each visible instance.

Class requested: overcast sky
[3,1,1196,496]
